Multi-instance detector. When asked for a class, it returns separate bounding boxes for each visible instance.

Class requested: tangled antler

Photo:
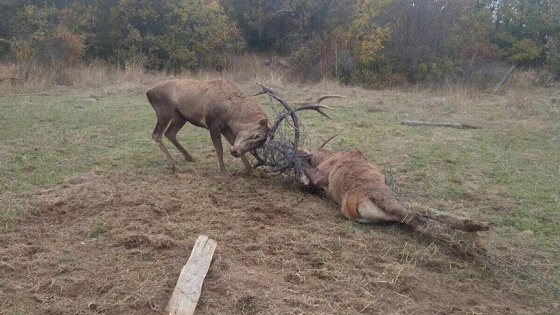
[252,83,343,179]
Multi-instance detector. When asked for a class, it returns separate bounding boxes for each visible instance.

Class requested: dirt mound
[0,170,556,314]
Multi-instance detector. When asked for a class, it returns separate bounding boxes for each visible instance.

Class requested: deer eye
[254,134,261,139]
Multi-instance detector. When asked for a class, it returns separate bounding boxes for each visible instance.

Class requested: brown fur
[147,79,270,175]
[303,148,418,225]
[302,148,490,232]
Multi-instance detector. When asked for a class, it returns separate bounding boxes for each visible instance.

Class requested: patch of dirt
[0,169,557,314]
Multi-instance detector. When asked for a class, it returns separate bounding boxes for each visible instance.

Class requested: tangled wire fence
[414,209,560,299]
[251,84,337,181]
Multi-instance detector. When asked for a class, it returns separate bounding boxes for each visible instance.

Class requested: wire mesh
[253,93,312,181]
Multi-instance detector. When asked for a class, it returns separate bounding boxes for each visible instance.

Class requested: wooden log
[167,235,217,315]
[401,120,481,129]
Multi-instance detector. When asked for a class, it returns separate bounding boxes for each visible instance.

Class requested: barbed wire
[252,93,312,181]
[412,209,560,299]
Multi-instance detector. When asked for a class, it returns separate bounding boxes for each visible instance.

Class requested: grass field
[0,64,559,314]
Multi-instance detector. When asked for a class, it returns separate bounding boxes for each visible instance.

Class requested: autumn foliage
[0,0,559,86]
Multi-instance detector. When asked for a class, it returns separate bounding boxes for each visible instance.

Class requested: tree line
[1,0,558,86]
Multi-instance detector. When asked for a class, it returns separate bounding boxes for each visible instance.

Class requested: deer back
[152,79,267,129]
[310,148,390,204]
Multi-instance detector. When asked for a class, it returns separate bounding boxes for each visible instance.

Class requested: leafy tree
[5,4,85,70]
[544,35,560,79]
[1,0,559,84]
[488,0,560,68]
[0,0,243,73]
[220,0,293,52]
[376,0,493,82]
[100,0,244,72]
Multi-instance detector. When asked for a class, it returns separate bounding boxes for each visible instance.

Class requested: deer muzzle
[230,147,242,157]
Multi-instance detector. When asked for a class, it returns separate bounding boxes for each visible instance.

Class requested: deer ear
[259,118,269,128]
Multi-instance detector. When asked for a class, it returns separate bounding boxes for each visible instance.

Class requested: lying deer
[254,85,490,250]
[300,144,491,233]
[147,79,271,175]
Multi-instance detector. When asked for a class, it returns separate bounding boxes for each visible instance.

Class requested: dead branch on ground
[401,120,481,129]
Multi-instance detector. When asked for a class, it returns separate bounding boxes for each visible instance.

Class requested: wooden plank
[167,235,217,315]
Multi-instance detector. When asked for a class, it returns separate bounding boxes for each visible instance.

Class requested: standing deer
[146,79,271,175]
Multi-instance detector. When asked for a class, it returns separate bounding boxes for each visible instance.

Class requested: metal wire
[253,94,311,181]
[415,215,560,299]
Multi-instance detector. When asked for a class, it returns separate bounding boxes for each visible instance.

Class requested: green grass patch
[0,88,212,194]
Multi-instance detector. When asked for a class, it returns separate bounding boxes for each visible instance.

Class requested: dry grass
[0,54,295,93]
[0,59,559,314]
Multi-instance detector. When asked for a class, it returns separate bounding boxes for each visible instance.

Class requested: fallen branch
[167,235,217,315]
[401,120,481,129]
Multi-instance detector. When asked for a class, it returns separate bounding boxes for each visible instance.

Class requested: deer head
[230,117,270,157]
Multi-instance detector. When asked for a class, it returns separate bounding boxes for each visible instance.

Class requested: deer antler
[317,135,338,150]
[255,83,339,148]
[255,83,302,148]
[293,95,344,120]
[253,83,341,180]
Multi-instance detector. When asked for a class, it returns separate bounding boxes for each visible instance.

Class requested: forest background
[0,0,559,88]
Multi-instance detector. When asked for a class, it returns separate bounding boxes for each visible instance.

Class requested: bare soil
[1,155,558,314]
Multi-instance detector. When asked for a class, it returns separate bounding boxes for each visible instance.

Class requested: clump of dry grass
[0,58,163,91]
[0,54,295,94]
[0,63,32,92]
[58,61,169,91]
[221,53,291,85]
[0,63,21,81]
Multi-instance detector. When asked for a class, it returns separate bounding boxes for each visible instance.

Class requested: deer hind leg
[151,108,177,172]
[165,112,195,162]
[421,208,490,232]
[341,191,407,224]
[340,192,361,221]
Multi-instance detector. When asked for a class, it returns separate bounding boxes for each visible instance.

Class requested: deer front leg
[303,166,329,190]
[209,128,228,176]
